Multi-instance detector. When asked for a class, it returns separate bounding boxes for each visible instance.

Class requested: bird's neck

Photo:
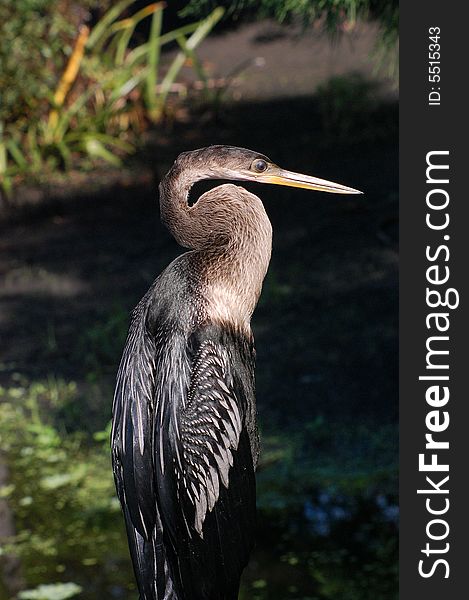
[199,200,272,329]
[159,174,272,329]
[159,166,197,249]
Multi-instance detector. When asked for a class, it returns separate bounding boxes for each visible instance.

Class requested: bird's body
[111,146,360,599]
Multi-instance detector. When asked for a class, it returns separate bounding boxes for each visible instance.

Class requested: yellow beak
[258,169,362,195]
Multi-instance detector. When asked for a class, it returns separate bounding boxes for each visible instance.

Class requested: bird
[111,145,361,600]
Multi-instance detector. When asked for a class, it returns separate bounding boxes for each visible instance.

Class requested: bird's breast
[202,282,253,335]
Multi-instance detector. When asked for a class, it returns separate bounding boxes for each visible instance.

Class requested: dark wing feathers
[156,326,257,599]
[113,300,256,600]
[112,304,176,600]
[112,303,156,540]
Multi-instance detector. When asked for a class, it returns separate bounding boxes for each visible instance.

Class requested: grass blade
[67,132,134,153]
[27,127,42,171]
[115,25,134,66]
[146,5,164,120]
[55,141,72,170]
[6,139,28,169]
[124,22,202,68]
[185,7,224,52]
[54,85,99,142]
[176,36,210,100]
[111,1,165,33]
[87,0,135,52]
[84,138,122,166]
[0,123,6,175]
[109,68,149,103]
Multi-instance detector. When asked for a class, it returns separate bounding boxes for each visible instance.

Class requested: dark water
[67,494,398,600]
[15,487,397,600]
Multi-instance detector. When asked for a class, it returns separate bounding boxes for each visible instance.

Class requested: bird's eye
[252,159,268,173]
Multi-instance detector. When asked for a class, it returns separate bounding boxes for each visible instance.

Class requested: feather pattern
[112,297,156,539]
[154,321,257,600]
[178,339,243,535]
[112,292,177,600]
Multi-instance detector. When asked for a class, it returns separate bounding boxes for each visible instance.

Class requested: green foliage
[0,382,125,593]
[0,2,224,195]
[183,0,398,36]
[0,0,99,125]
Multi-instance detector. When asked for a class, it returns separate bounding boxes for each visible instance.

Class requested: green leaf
[40,473,74,490]
[18,582,82,600]
[145,4,164,115]
[176,36,211,99]
[114,26,134,66]
[27,127,42,171]
[86,0,135,51]
[124,22,202,68]
[6,139,28,169]
[83,138,122,166]
[68,132,133,153]
[109,68,149,103]
[0,140,6,175]
[53,85,99,142]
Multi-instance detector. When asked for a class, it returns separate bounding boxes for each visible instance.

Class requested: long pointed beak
[258,169,362,195]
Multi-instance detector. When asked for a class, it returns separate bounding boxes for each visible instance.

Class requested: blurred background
[0,1,398,599]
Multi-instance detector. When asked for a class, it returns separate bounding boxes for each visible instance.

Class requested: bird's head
[170,145,362,195]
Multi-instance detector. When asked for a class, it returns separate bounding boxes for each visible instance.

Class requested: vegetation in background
[0,1,223,196]
[0,0,103,127]
[182,0,398,40]
[182,0,398,77]
[0,0,398,198]
[0,381,127,599]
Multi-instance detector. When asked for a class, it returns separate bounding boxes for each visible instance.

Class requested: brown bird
[111,145,361,600]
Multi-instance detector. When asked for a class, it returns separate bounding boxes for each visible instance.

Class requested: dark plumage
[111,146,361,599]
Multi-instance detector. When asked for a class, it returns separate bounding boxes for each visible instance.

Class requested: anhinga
[111,145,361,600]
